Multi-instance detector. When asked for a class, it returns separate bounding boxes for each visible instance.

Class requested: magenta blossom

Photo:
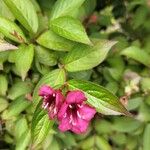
[39,85,64,119]
[58,90,96,134]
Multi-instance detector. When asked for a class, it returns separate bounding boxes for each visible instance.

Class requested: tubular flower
[58,90,96,134]
[39,85,64,119]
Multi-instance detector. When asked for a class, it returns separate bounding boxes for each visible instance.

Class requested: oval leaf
[33,69,66,107]
[50,0,85,20]
[120,46,150,67]
[50,16,91,45]
[4,0,38,33]
[37,30,74,51]
[68,79,130,115]
[13,44,34,80]
[31,102,54,148]
[2,96,31,120]
[63,39,116,72]
[0,17,26,43]
[35,46,57,66]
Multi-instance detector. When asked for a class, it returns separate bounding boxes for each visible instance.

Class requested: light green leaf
[2,96,31,120]
[96,136,112,150]
[35,46,57,66]
[143,124,150,150]
[112,117,142,133]
[50,16,91,45]
[121,46,150,67]
[7,80,33,100]
[63,39,116,72]
[16,129,31,150]
[0,97,8,112]
[0,0,14,21]
[13,44,34,80]
[15,117,28,141]
[37,30,74,51]
[79,136,94,149]
[31,102,54,148]
[0,74,8,96]
[141,77,150,93]
[0,17,26,43]
[4,0,38,33]
[68,79,130,115]
[0,51,9,70]
[33,69,66,107]
[50,0,85,20]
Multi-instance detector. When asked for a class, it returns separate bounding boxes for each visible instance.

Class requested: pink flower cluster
[39,85,96,134]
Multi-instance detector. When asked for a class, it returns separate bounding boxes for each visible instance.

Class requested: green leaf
[35,46,57,66]
[50,0,85,20]
[33,69,66,107]
[31,102,54,148]
[7,80,33,100]
[141,77,150,93]
[50,16,91,45]
[15,116,28,141]
[120,46,150,67]
[112,117,142,133]
[63,40,116,72]
[107,56,125,81]
[0,0,14,21]
[68,79,129,115]
[4,0,38,33]
[2,96,31,120]
[0,74,8,96]
[0,97,8,112]
[96,136,112,150]
[13,44,34,80]
[16,130,31,150]
[0,17,26,43]
[37,30,74,51]
[143,124,150,150]
[0,51,9,70]
[79,136,94,149]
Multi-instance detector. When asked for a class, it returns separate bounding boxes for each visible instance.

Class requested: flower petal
[39,85,54,96]
[58,102,69,120]
[66,90,87,104]
[55,90,64,108]
[71,119,89,134]
[79,104,96,121]
[58,115,71,132]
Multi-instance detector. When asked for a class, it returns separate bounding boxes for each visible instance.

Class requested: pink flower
[39,85,64,119]
[58,90,96,134]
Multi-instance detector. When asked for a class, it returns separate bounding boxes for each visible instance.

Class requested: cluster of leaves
[0,0,150,149]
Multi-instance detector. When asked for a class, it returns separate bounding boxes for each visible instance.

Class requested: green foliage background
[0,0,150,149]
